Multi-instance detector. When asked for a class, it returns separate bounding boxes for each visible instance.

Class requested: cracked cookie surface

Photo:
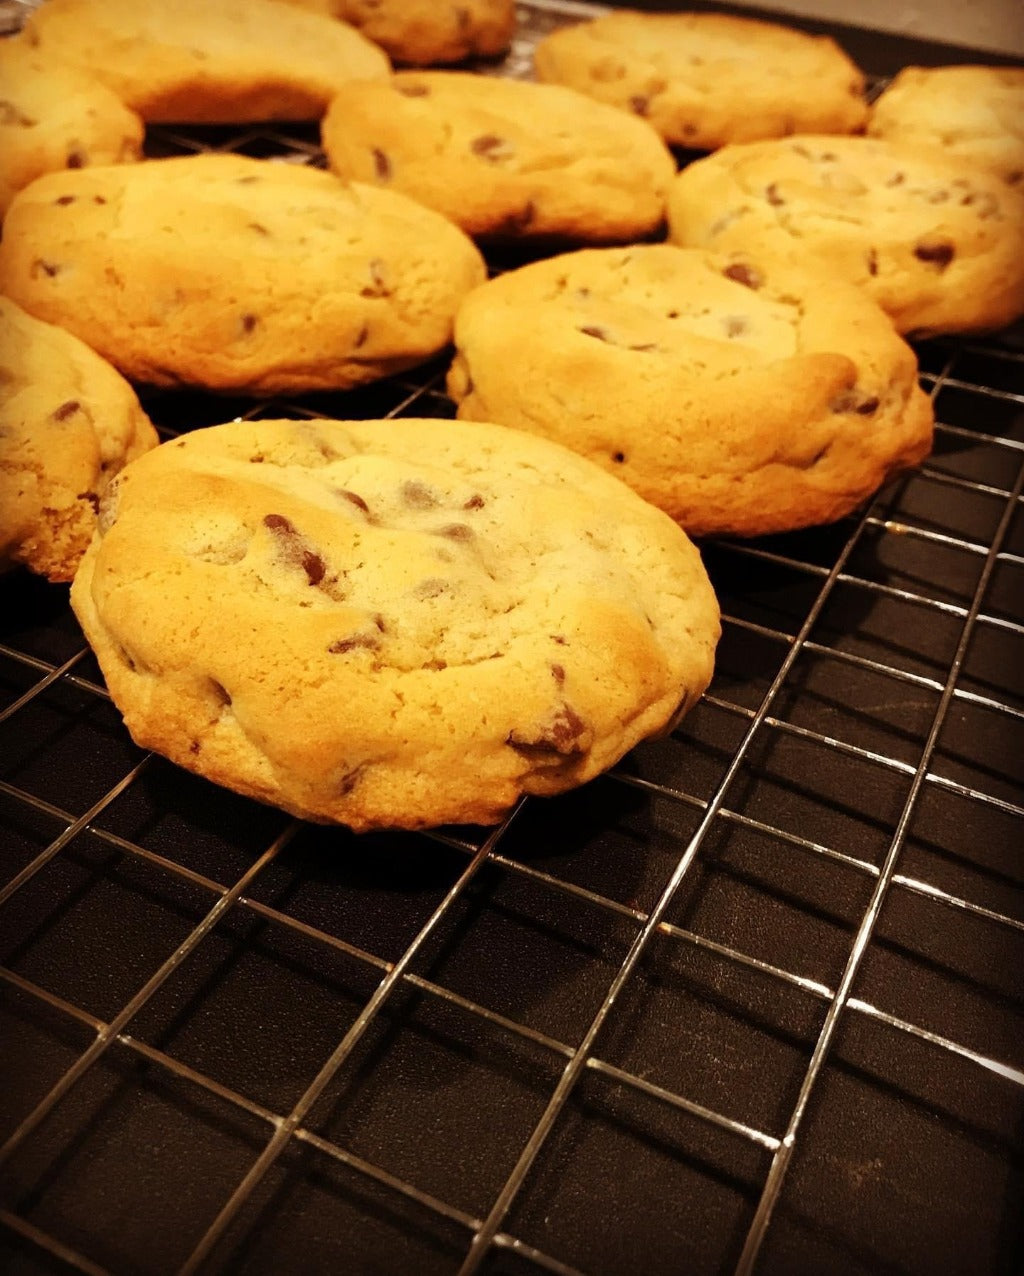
[0,153,487,394]
[0,297,158,583]
[447,244,934,537]
[283,0,515,65]
[18,0,390,123]
[667,135,1024,336]
[321,70,676,242]
[533,10,867,149]
[70,417,719,831]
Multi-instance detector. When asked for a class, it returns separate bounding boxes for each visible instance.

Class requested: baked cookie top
[70,417,720,831]
[0,154,486,395]
[667,135,1024,336]
[532,9,867,149]
[868,65,1024,187]
[446,244,934,538]
[0,38,143,217]
[321,70,676,242]
[283,0,516,65]
[0,296,158,583]
[19,0,391,123]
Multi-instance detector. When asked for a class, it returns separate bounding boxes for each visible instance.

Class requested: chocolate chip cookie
[447,244,934,538]
[283,0,516,65]
[19,0,390,123]
[533,9,867,150]
[321,71,676,242]
[0,297,158,583]
[0,37,143,217]
[667,135,1024,335]
[868,65,1024,187]
[0,153,487,394]
[70,417,720,831]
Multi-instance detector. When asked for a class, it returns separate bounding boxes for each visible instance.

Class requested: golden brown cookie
[18,0,390,123]
[321,71,676,242]
[283,0,516,65]
[0,154,487,394]
[868,65,1024,187]
[667,135,1024,335]
[0,297,158,583]
[447,244,934,538]
[0,37,143,218]
[70,417,720,831]
[533,9,867,149]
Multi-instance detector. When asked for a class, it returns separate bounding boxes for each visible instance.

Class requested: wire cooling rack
[2,4,1023,1274]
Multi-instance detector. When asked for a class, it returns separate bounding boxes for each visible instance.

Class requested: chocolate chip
[551,664,566,685]
[507,703,587,756]
[93,195,107,205]
[66,149,85,168]
[263,512,327,586]
[495,201,535,234]
[723,316,748,338]
[328,633,380,653]
[629,94,650,116]
[856,397,880,415]
[830,390,880,415]
[579,325,612,342]
[867,248,879,276]
[885,171,905,187]
[247,221,270,235]
[55,195,76,206]
[53,399,80,420]
[628,343,658,352]
[435,523,473,541]
[338,489,370,515]
[914,241,955,269]
[240,313,258,334]
[471,134,509,158]
[236,174,261,184]
[372,147,391,180]
[401,479,438,508]
[189,740,201,754]
[765,183,785,206]
[395,82,429,97]
[723,263,762,290]
[612,451,626,463]
[463,493,485,510]
[927,189,950,204]
[353,322,369,349]
[77,491,100,514]
[0,99,36,127]
[360,258,390,298]
[31,259,60,279]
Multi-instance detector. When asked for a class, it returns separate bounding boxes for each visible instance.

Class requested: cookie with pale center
[70,417,720,832]
[447,244,934,538]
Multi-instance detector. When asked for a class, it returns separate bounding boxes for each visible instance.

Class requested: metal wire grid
[2,3,1023,1274]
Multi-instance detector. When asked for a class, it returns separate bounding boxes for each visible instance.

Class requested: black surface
[2,4,1023,1275]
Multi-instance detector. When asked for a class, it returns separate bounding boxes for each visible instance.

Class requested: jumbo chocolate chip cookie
[0,297,158,583]
[283,0,516,65]
[0,38,143,218]
[18,0,390,123]
[533,9,867,150]
[321,71,676,242]
[70,417,720,831]
[447,244,934,538]
[0,154,486,394]
[868,65,1024,187]
[667,135,1024,336]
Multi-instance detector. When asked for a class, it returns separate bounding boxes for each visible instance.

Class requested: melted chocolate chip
[263,512,327,586]
[31,259,60,279]
[914,241,955,269]
[856,397,880,415]
[338,489,370,515]
[579,325,612,342]
[723,263,762,290]
[765,182,785,206]
[66,149,85,169]
[463,493,485,510]
[328,633,380,653]
[723,316,748,338]
[247,221,270,235]
[240,313,258,334]
[372,147,391,180]
[435,523,473,541]
[629,95,650,116]
[867,248,879,276]
[401,480,438,508]
[55,195,76,206]
[360,258,390,298]
[471,134,508,158]
[53,399,80,420]
[507,703,587,756]
[0,99,36,127]
[353,322,370,349]
[612,451,626,463]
